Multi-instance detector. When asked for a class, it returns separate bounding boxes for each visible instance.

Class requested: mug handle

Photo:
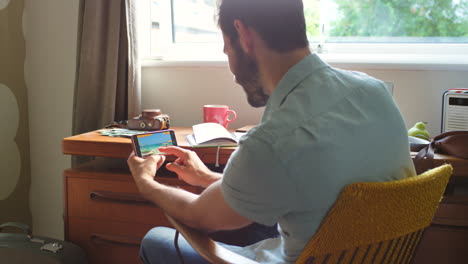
[226,110,237,123]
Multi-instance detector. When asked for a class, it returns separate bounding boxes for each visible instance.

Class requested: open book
[186,122,245,147]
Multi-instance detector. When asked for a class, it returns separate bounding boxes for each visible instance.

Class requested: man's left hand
[127,152,166,196]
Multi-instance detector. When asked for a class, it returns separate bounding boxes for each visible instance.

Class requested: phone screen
[132,130,177,157]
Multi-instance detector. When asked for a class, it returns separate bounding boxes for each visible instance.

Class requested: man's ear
[233,19,254,54]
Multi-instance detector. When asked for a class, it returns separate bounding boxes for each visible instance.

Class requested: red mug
[203,105,237,128]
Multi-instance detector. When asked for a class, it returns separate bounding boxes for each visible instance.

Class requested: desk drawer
[412,226,468,264]
[433,195,468,227]
[66,177,200,224]
[68,218,161,264]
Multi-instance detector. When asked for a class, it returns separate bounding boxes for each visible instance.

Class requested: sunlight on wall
[0,83,21,200]
[0,0,10,10]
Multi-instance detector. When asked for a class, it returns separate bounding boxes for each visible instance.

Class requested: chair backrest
[296,164,453,264]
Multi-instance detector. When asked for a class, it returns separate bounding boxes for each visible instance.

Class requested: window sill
[141,53,468,71]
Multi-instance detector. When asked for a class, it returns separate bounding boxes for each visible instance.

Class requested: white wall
[141,66,265,129]
[361,69,467,136]
[142,64,468,137]
[24,0,79,238]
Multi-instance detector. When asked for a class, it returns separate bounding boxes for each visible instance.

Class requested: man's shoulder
[241,65,393,154]
[239,116,317,158]
[311,65,387,93]
[238,123,277,147]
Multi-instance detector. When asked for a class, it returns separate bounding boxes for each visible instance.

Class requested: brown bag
[414,130,468,160]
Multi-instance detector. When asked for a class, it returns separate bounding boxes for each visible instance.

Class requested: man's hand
[159,146,221,188]
[128,149,251,232]
[127,152,166,196]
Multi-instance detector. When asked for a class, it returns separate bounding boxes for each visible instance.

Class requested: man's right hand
[159,146,222,188]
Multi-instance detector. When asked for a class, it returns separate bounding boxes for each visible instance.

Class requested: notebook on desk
[187,123,246,147]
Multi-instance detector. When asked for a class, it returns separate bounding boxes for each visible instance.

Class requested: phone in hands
[131,129,177,158]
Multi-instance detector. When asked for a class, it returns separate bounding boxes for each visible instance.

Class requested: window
[172,0,220,43]
[140,0,468,59]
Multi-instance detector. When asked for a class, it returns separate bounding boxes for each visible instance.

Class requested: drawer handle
[89,191,156,207]
[90,233,141,247]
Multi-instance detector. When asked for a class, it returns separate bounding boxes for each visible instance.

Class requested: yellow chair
[166,164,453,264]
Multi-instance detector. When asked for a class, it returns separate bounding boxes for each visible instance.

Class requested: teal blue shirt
[221,54,415,263]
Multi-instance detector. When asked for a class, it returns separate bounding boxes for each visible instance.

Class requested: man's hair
[218,0,309,53]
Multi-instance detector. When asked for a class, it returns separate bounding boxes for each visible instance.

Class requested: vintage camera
[127,109,171,131]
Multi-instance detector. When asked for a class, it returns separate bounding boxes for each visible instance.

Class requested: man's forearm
[137,178,251,232]
[127,150,250,231]
[140,179,202,227]
[201,171,223,188]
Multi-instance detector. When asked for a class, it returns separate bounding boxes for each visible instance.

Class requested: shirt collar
[262,53,329,122]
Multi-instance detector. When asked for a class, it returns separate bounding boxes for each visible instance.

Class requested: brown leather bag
[414,130,468,160]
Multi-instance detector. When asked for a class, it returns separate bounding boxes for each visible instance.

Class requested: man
[127,0,416,263]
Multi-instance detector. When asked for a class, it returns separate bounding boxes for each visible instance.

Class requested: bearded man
[127,0,415,263]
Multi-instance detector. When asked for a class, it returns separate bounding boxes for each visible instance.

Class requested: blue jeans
[140,227,212,264]
[140,224,279,264]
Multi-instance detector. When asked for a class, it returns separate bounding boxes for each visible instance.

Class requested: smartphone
[131,129,178,158]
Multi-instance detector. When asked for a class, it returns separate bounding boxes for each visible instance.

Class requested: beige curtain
[73,0,141,137]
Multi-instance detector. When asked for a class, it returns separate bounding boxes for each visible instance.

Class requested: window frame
[138,0,468,69]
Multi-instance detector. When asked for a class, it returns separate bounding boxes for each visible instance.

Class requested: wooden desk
[62,126,236,164]
[62,127,236,264]
[411,152,468,178]
[410,153,468,264]
[63,129,468,264]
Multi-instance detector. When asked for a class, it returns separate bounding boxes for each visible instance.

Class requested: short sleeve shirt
[221,54,416,263]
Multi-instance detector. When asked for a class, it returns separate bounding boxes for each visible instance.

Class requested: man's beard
[231,41,269,108]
